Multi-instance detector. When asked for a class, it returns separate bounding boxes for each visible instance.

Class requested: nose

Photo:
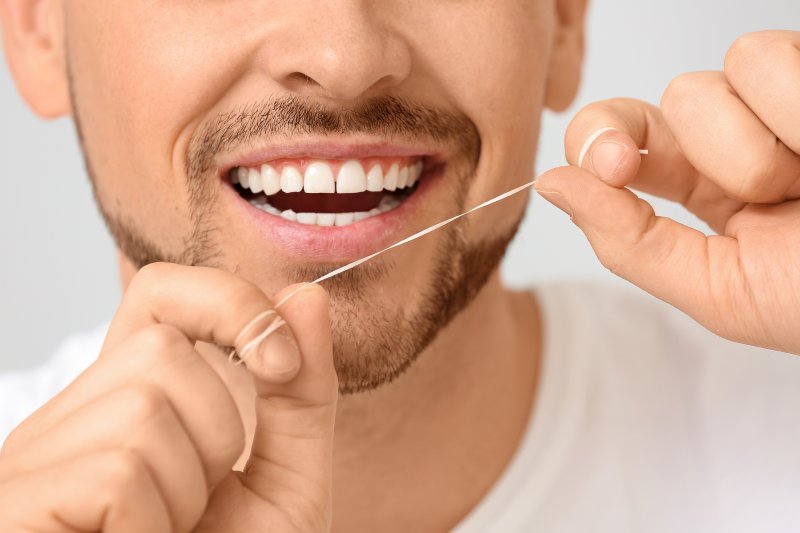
[261,1,412,102]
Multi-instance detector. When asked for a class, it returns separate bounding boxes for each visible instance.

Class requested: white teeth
[239,167,250,189]
[250,200,402,226]
[406,162,422,188]
[366,165,384,192]
[337,160,367,193]
[239,159,422,225]
[335,212,355,226]
[261,164,281,195]
[384,163,399,191]
[280,166,303,193]
[397,166,409,189]
[248,168,263,193]
[304,161,335,193]
[296,212,317,225]
[250,197,280,215]
[238,160,422,194]
[316,213,336,227]
[293,212,336,226]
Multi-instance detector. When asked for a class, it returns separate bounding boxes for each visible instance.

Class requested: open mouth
[229,157,424,227]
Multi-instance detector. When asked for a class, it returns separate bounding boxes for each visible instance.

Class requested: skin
[536,30,800,356]
[0,2,798,533]
[0,1,575,530]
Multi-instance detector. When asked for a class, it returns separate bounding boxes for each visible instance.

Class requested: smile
[217,143,448,261]
[229,157,425,227]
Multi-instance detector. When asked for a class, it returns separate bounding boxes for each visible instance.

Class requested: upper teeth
[233,159,424,195]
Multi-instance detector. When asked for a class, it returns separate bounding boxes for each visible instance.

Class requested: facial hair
[72,90,522,394]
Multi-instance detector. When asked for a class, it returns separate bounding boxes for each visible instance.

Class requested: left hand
[535,30,800,355]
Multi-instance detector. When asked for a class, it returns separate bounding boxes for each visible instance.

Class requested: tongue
[268,191,386,213]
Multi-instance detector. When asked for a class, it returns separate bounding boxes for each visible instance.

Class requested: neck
[330,272,541,532]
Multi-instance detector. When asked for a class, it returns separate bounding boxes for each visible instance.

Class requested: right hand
[0,263,338,532]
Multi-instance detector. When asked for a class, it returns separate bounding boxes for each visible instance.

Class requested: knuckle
[574,97,638,124]
[136,261,170,282]
[100,449,150,492]
[136,324,190,355]
[574,100,611,121]
[129,325,193,374]
[661,72,704,117]
[595,198,657,275]
[120,385,171,424]
[566,100,618,159]
[570,99,618,132]
[128,262,168,292]
[725,32,773,74]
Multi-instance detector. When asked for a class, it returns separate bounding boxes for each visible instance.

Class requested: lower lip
[223,165,445,262]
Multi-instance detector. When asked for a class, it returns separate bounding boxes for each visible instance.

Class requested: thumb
[241,283,338,524]
[535,166,739,327]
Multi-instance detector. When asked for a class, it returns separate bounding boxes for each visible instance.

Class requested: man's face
[58,0,570,392]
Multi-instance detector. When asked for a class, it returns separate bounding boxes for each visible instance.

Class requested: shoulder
[0,323,107,444]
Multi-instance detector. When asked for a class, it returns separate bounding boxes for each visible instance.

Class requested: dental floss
[236,315,287,364]
[578,127,616,167]
[273,177,541,309]
[577,127,649,167]
[236,147,651,363]
[282,145,645,301]
[229,309,284,364]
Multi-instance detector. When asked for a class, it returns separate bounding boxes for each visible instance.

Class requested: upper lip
[216,137,442,178]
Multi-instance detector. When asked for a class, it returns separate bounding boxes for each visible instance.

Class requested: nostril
[289,72,319,88]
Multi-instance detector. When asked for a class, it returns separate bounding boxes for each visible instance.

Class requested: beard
[73,92,522,394]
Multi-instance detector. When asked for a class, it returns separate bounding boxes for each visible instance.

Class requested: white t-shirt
[2,282,799,532]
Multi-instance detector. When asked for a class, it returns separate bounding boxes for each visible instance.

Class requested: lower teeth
[248,195,402,226]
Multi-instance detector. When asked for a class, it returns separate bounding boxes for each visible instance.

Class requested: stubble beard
[72,91,522,394]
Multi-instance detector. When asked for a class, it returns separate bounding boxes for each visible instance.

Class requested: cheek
[408,2,554,233]
[65,2,256,240]
[64,0,552,252]
[416,3,552,119]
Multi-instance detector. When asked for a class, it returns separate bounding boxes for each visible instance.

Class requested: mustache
[186,95,481,182]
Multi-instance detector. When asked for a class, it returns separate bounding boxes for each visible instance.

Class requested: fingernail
[589,141,628,181]
[536,188,573,219]
[259,326,300,378]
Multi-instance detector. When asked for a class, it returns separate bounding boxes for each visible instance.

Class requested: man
[0,0,798,531]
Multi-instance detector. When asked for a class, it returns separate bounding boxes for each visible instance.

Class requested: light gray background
[1,1,798,371]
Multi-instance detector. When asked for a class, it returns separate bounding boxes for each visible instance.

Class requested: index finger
[565,97,745,233]
[103,263,279,357]
[566,97,693,189]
